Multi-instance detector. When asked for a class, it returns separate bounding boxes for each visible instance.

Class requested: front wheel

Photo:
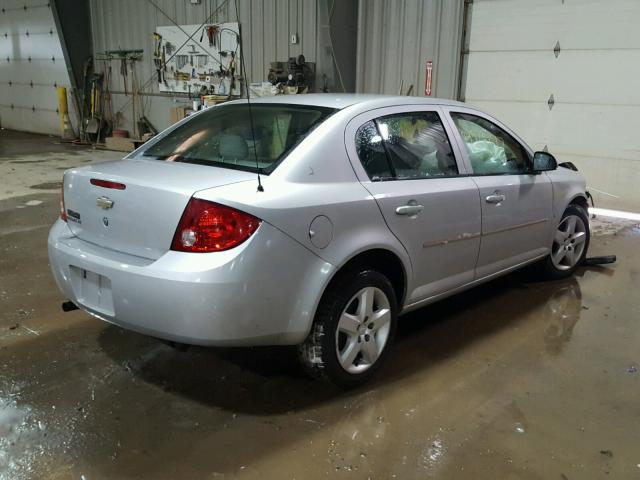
[541,205,590,279]
[298,269,398,389]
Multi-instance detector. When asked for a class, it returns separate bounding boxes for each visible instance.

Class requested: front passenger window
[450,112,531,175]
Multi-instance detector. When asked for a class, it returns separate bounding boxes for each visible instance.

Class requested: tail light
[171,198,261,252]
[59,182,67,222]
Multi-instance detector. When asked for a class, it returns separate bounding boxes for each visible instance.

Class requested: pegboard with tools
[155,22,241,96]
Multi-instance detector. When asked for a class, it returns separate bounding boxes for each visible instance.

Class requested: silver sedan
[48,94,590,387]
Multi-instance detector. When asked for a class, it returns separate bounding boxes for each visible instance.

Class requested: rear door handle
[485,194,506,204]
[395,204,424,216]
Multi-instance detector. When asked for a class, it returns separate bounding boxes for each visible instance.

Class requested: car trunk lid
[63,159,255,259]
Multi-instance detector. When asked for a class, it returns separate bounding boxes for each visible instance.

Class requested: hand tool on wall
[199,25,219,48]
[153,32,164,84]
[186,44,198,68]
[103,49,142,98]
[161,45,168,86]
[102,62,113,135]
[154,57,163,84]
[176,55,188,70]
[228,51,236,94]
[86,72,104,135]
[130,57,145,139]
[120,57,128,95]
[153,33,162,56]
[207,25,218,48]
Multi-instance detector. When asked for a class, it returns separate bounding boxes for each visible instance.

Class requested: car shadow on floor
[97,267,587,416]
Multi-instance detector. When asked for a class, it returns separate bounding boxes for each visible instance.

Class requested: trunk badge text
[96,196,114,210]
[103,217,109,227]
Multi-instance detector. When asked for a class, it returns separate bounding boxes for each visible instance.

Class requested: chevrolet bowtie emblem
[96,196,114,210]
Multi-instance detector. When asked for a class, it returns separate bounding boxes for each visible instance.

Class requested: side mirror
[533,151,558,172]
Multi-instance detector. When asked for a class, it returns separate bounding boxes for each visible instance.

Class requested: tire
[541,204,590,280]
[298,269,398,389]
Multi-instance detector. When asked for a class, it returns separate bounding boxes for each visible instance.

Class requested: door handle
[485,194,506,204]
[395,204,424,216]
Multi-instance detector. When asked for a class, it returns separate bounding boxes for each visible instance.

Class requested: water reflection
[543,279,582,355]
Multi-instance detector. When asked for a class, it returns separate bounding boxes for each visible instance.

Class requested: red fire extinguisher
[424,60,433,96]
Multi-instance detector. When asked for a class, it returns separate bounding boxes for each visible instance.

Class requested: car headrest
[219,133,248,159]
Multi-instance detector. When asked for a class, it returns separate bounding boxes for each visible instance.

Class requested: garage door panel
[465,51,640,105]
[470,101,639,158]
[0,33,64,58]
[553,153,640,211]
[1,108,59,135]
[0,83,62,108]
[0,62,69,83]
[466,101,552,149]
[469,0,640,52]
[543,105,640,156]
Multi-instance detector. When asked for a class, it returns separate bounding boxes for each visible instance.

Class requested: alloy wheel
[551,214,587,271]
[335,286,392,374]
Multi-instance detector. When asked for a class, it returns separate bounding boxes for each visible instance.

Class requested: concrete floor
[1,130,639,480]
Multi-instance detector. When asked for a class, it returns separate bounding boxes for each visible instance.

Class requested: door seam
[469,175,483,279]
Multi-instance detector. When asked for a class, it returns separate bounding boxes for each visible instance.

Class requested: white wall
[0,0,76,135]
[462,0,640,211]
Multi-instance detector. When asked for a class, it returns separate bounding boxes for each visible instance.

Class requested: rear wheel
[298,269,398,388]
[541,205,590,279]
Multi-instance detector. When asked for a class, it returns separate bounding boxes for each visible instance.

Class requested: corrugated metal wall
[90,0,322,133]
[0,0,76,135]
[356,0,464,99]
[90,0,464,134]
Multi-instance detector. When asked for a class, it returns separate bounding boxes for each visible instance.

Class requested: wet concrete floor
[1,131,639,479]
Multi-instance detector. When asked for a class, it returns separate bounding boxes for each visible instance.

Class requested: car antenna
[235,0,263,192]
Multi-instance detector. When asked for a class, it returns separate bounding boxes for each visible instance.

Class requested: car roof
[234,93,468,110]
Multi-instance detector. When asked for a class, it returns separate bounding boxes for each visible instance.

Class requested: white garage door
[462,0,640,211]
[0,1,74,135]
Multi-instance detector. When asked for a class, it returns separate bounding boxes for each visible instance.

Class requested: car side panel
[545,168,589,243]
[441,106,557,276]
[364,178,482,302]
[194,179,414,301]
[339,105,482,303]
[472,174,553,278]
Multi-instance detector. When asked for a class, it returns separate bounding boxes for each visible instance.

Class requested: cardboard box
[170,106,191,124]
[202,95,230,108]
[105,136,142,152]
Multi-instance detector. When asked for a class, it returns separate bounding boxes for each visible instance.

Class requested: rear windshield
[142,103,336,174]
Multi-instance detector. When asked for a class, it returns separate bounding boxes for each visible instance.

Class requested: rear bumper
[48,219,334,346]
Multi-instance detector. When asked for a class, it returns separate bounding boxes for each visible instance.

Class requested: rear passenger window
[355,112,458,181]
[377,112,458,179]
[355,121,393,180]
